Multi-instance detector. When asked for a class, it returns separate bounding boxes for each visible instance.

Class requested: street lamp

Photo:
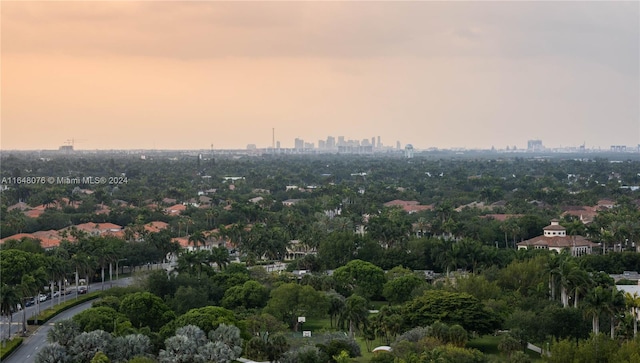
[116,258,127,281]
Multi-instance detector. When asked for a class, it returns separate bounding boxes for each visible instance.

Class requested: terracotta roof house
[75,222,123,236]
[7,202,29,211]
[0,233,35,243]
[24,209,45,218]
[162,198,178,205]
[384,200,434,214]
[517,219,598,256]
[144,221,170,233]
[165,204,187,215]
[561,206,598,224]
[0,231,64,249]
[597,199,616,209]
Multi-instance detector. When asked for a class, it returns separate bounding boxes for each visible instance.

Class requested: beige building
[517,219,598,256]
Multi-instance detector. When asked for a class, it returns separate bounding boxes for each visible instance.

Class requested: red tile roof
[144,221,169,233]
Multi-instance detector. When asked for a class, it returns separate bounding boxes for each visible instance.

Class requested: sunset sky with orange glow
[1,1,638,151]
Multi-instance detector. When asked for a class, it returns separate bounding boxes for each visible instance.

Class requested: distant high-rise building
[377,136,381,147]
[295,138,304,150]
[338,136,345,146]
[318,140,326,149]
[276,141,281,149]
[396,141,401,150]
[404,144,414,158]
[527,139,543,152]
[371,137,376,148]
[327,136,336,149]
[361,139,370,146]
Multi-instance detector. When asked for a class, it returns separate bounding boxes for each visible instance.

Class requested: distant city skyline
[1,1,638,151]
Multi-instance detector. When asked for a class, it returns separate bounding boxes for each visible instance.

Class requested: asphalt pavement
[2,277,134,363]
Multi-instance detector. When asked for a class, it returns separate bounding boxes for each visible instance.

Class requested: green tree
[333,259,385,300]
[47,319,81,348]
[264,283,328,329]
[69,330,113,363]
[382,273,425,305]
[403,290,500,335]
[339,294,369,338]
[119,292,174,331]
[72,307,129,334]
[0,283,20,341]
[35,342,71,363]
[625,292,640,338]
[221,280,268,310]
[159,306,238,339]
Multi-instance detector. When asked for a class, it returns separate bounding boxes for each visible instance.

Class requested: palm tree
[209,246,230,271]
[607,288,626,339]
[624,292,640,338]
[188,230,206,249]
[558,259,585,308]
[339,294,369,338]
[46,255,68,306]
[0,284,20,343]
[584,286,610,335]
[546,252,562,301]
[19,270,46,333]
[184,217,194,236]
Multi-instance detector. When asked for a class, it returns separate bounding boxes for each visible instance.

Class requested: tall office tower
[377,136,381,147]
[527,139,543,152]
[327,136,336,149]
[276,141,281,149]
[361,138,370,146]
[295,138,304,150]
[396,141,401,150]
[371,137,376,148]
[338,136,345,146]
[318,140,326,149]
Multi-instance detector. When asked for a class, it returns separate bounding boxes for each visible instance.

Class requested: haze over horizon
[1,1,639,151]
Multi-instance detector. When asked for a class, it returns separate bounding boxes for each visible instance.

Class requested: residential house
[75,222,124,237]
[0,230,65,249]
[561,206,598,224]
[284,240,317,261]
[144,221,169,234]
[282,199,302,207]
[384,200,434,214]
[517,219,598,256]
[165,204,186,215]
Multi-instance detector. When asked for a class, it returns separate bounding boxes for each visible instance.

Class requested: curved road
[3,277,134,363]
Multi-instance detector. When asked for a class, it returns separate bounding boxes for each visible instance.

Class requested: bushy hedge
[28,292,102,325]
[0,337,23,361]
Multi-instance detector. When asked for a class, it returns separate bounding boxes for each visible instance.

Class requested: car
[39,294,48,302]
[78,286,88,294]
[52,291,60,298]
[24,298,34,307]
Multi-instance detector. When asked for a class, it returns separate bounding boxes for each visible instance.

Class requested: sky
[1,1,639,151]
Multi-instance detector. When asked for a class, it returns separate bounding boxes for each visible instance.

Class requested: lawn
[467,335,546,362]
[300,317,391,362]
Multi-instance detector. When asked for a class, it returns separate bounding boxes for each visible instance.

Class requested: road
[2,277,134,363]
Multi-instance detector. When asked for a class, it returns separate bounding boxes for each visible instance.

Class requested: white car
[39,294,47,302]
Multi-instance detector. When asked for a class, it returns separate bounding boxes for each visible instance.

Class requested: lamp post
[116,259,127,281]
